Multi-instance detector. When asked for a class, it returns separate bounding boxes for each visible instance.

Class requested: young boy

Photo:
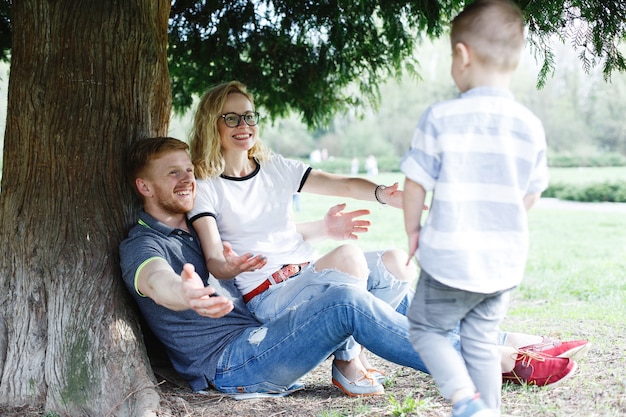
[400,1,549,416]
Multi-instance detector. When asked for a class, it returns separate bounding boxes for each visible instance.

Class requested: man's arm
[137,258,233,318]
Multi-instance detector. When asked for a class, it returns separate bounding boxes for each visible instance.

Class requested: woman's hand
[222,241,268,273]
[323,203,371,240]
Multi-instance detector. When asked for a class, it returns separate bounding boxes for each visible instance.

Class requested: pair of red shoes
[502,337,590,387]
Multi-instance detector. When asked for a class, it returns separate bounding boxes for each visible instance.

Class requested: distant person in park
[187,80,406,396]
[401,1,557,416]
[365,154,378,176]
[351,157,360,175]
[120,137,587,400]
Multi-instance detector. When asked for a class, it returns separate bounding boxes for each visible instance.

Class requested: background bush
[309,155,401,174]
[543,181,626,202]
[548,153,626,168]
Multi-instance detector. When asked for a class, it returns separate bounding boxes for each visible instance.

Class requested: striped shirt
[400,87,549,293]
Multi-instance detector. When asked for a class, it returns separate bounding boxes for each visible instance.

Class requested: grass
[289,169,626,416]
[4,167,625,416]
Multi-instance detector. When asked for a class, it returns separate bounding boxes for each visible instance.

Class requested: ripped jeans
[212,250,423,395]
[246,250,408,360]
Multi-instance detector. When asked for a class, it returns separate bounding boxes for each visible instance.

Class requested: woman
[186,81,412,397]
[184,81,589,398]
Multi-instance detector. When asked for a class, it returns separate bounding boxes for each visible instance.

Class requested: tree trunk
[0,1,171,415]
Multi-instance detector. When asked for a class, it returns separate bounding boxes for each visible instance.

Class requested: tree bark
[0,1,171,415]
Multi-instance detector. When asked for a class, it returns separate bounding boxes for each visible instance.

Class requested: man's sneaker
[519,337,590,361]
[332,364,384,397]
[225,381,305,400]
[503,350,578,387]
[451,393,495,417]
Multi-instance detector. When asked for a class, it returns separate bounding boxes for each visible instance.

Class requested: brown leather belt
[242,262,310,303]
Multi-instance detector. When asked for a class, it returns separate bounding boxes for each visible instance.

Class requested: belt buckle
[272,263,305,284]
[271,268,288,284]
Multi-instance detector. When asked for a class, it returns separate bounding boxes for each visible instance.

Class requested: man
[119,137,585,399]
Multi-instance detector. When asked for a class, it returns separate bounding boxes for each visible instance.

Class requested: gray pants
[408,269,512,411]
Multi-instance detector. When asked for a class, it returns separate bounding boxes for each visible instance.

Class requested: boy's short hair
[125,137,189,191]
[451,0,525,71]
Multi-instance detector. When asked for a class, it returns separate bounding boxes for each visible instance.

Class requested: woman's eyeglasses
[221,112,260,128]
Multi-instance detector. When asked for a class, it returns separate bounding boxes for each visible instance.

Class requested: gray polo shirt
[119,211,259,391]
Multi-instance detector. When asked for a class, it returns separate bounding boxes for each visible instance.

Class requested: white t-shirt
[188,154,316,295]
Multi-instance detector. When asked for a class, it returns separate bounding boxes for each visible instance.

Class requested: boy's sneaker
[503,350,578,387]
[451,393,495,417]
[519,337,590,361]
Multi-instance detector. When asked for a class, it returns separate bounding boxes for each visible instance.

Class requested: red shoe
[503,350,578,387]
[520,337,590,360]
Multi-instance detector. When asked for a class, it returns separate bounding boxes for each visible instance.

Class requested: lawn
[285,169,626,416]
[548,166,626,184]
[7,169,624,416]
[128,169,625,416]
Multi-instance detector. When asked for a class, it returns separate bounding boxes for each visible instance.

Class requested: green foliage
[587,68,626,155]
[309,157,353,175]
[0,1,622,129]
[0,0,9,62]
[258,36,626,162]
[389,394,417,416]
[309,155,401,174]
[543,181,626,202]
[541,182,567,198]
[549,153,626,168]
[167,0,626,128]
[523,1,626,87]
[388,394,434,416]
[168,0,459,127]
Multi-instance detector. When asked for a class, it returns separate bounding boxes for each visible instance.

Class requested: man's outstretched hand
[181,263,234,318]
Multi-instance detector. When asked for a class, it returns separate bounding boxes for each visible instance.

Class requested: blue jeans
[247,250,409,321]
[212,251,426,394]
[246,250,409,361]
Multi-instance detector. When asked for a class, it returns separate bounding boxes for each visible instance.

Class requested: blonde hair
[451,0,525,71]
[190,81,271,179]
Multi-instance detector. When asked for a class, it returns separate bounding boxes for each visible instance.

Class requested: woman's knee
[380,248,417,282]
[315,244,368,279]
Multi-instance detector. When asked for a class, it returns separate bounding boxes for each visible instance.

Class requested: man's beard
[156,193,193,215]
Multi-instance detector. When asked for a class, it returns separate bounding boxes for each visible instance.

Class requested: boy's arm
[523,192,542,211]
[403,177,427,265]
